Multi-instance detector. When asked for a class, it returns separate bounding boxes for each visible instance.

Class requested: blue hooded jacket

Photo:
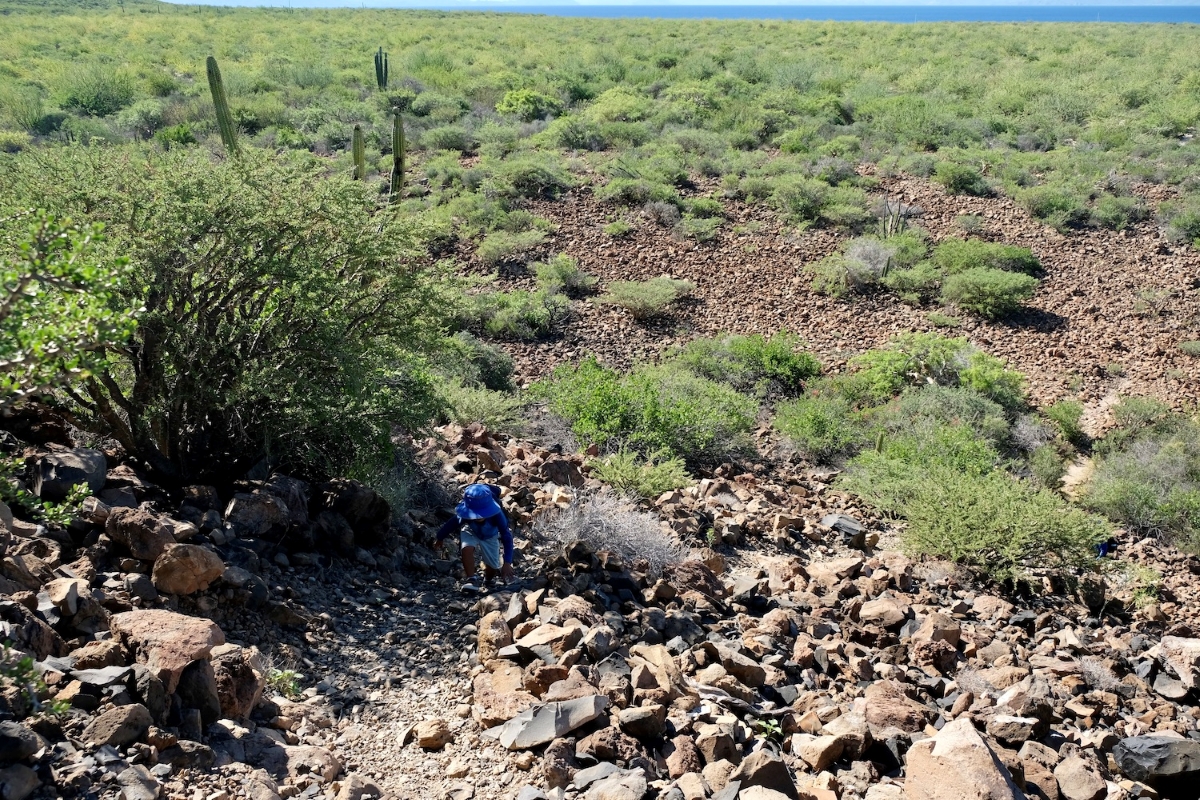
[435,483,513,563]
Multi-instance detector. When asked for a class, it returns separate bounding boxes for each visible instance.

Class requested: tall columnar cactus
[352,125,366,181]
[206,56,239,155]
[374,47,389,92]
[390,113,405,200]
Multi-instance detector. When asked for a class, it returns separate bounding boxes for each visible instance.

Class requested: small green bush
[533,358,756,466]
[604,220,634,237]
[0,131,32,153]
[435,331,514,391]
[496,89,563,121]
[876,465,1105,582]
[476,230,547,267]
[61,69,135,116]
[878,385,1011,447]
[154,123,196,148]
[1045,399,1086,445]
[461,289,569,340]
[488,155,575,199]
[1084,417,1200,548]
[597,276,694,319]
[1092,195,1147,231]
[930,239,1040,275]
[684,197,724,218]
[437,379,526,433]
[421,125,473,152]
[926,311,961,328]
[671,331,821,395]
[940,267,1039,318]
[535,254,597,297]
[1030,445,1066,489]
[596,178,679,207]
[590,448,690,499]
[1179,340,1200,357]
[775,393,863,461]
[844,333,1025,411]
[934,161,990,196]
[679,215,722,242]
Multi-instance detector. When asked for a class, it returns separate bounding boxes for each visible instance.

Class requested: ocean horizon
[164,3,1200,22]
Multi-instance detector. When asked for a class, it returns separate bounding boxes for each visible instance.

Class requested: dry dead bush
[533,492,683,576]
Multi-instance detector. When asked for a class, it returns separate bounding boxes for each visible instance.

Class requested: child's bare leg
[483,565,500,580]
[461,546,477,578]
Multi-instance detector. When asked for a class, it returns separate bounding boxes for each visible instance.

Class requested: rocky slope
[3,415,1200,800]
[492,173,1200,414]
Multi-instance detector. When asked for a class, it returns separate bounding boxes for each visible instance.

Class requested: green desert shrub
[934,161,990,196]
[0,131,32,153]
[534,358,756,466]
[596,276,694,319]
[590,448,690,499]
[460,288,569,340]
[1045,399,1086,445]
[672,331,821,395]
[877,385,1011,447]
[476,230,547,266]
[3,146,445,480]
[61,69,136,117]
[488,155,575,199]
[930,239,1040,275]
[496,89,563,121]
[858,462,1106,582]
[534,254,597,297]
[1029,444,1066,489]
[1084,413,1200,548]
[839,333,1024,411]
[434,331,514,391]
[775,393,863,462]
[437,379,525,433]
[679,215,722,242]
[1092,195,1147,231]
[1179,340,1200,357]
[596,178,679,207]
[939,267,1039,318]
[604,220,634,237]
[421,125,473,152]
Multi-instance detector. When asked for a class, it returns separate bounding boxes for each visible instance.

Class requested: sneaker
[460,576,484,594]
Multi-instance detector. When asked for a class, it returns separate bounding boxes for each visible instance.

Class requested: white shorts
[461,530,503,570]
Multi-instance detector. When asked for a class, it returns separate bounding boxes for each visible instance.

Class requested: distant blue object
[1095,541,1113,558]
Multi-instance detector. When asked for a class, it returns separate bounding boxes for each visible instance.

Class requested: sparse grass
[604,220,635,237]
[926,311,962,328]
[596,276,695,319]
[476,230,547,267]
[1179,340,1200,357]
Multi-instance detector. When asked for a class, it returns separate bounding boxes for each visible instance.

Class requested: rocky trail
[7,414,1200,800]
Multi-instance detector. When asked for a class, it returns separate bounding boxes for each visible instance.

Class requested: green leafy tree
[0,212,135,408]
[4,147,445,481]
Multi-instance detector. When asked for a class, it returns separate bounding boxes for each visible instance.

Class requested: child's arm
[435,515,461,545]
[497,513,514,565]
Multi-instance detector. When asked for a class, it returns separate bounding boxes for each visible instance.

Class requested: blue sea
[170,3,1200,23]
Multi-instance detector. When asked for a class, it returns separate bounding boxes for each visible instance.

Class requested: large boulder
[1155,637,1200,691]
[0,601,66,660]
[1112,735,1200,783]
[110,610,225,693]
[224,493,291,539]
[490,695,608,751]
[82,704,152,747]
[863,680,931,734]
[31,448,106,502]
[314,479,390,546]
[211,643,266,720]
[903,717,1024,800]
[106,508,176,562]
[0,722,41,762]
[151,544,225,595]
[728,750,797,800]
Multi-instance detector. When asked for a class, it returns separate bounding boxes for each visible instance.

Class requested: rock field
[3,410,1200,800]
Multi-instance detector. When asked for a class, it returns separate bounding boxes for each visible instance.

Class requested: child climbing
[435,482,515,593]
